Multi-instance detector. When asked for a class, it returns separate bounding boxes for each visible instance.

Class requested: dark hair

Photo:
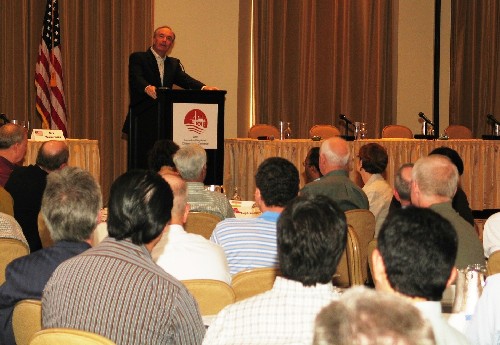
[359,143,388,174]
[308,147,321,173]
[147,139,180,172]
[107,170,173,245]
[255,157,299,207]
[377,207,458,301]
[429,146,464,175]
[278,194,347,286]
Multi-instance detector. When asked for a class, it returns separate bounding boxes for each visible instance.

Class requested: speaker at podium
[128,88,226,185]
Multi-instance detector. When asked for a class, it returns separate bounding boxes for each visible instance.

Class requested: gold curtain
[253,0,395,139]
[0,0,153,202]
[450,1,500,136]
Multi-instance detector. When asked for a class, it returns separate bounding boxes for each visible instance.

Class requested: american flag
[35,0,68,137]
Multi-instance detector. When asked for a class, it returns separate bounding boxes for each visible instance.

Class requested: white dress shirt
[362,173,393,236]
[152,224,231,284]
[483,212,500,258]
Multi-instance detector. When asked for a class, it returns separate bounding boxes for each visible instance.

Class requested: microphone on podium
[339,114,353,125]
[418,112,434,127]
[487,113,500,125]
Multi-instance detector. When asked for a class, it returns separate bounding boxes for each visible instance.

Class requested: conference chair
[333,225,363,288]
[487,250,500,276]
[381,125,413,139]
[181,279,235,315]
[12,299,42,345]
[345,209,376,284]
[37,212,54,248]
[29,328,116,345]
[444,125,473,139]
[248,124,280,139]
[0,238,29,284]
[231,267,281,302]
[0,186,14,216]
[367,239,378,285]
[184,212,222,239]
[309,124,341,139]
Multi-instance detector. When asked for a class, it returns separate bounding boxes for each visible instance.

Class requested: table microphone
[418,112,434,126]
[487,114,500,125]
[339,114,353,125]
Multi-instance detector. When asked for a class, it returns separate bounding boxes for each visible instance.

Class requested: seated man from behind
[388,162,414,214]
[303,147,322,183]
[152,174,231,284]
[301,137,368,211]
[0,212,28,248]
[148,139,180,178]
[0,124,28,186]
[5,140,69,252]
[173,144,234,219]
[203,194,347,345]
[210,157,299,275]
[42,170,205,345]
[411,154,484,269]
[0,167,100,345]
[372,207,469,345]
[313,286,436,345]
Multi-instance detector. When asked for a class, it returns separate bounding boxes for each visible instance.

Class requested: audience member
[303,147,322,183]
[388,162,414,214]
[148,139,180,178]
[301,137,368,211]
[466,273,500,345]
[0,167,100,345]
[210,157,299,275]
[204,194,347,344]
[42,170,205,345]
[357,143,393,234]
[0,124,28,186]
[483,212,500,258]
[372,207,469,345]
[174,144,234,219]
[0,212,28,248]
[429,146,474,225]
[152,174,231,283]
[5,140,69,252]
[411,154,484,269]
[313,286,436,345]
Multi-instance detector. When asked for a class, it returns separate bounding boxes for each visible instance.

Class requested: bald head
[319,137,350,174]
[36,140,69,172]
[161,173,188,223]
[0,124,28,164]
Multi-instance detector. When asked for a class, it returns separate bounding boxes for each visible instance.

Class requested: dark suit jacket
[0,241,91,345]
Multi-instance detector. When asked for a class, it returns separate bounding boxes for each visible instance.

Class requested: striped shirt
[210,211,280,275]
[42,237,205,345]
[187,182,235,219]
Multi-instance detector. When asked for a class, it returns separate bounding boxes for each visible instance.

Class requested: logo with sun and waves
[184,109,208,134]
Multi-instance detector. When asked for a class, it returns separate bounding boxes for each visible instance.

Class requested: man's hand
[145,85,157,99]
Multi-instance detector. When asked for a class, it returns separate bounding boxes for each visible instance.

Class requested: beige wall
[154,0,239,138]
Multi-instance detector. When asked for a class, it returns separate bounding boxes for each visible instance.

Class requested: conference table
[223,138,500,211]
[24,139,100,183]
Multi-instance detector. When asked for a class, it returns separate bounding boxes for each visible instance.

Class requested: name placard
[31,129,66,141]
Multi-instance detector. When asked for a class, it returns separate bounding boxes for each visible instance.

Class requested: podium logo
[184,109,208,134]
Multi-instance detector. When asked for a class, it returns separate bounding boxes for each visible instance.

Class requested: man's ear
[182,203,190,224]
[446,267,458,288]
[371,249,390,291]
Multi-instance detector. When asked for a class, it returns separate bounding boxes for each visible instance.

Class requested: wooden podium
[128,89,226,185]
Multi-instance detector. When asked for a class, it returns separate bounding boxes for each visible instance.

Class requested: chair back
[0,186,14,216]
[309,124,341,139]
[248,124,280,139]
[367,239,378,284]
[12,299,42,345]
[184,212,222,239]
[444,125,473,139]
[29,328,116,345]
[37,212,54,248]
[381,125,413,139]
[333,225,363,287]
[232,267,280,302]
[0,238,29,284]
[487,250,500,276]
[182,279,235,315]
[345,209,376,283]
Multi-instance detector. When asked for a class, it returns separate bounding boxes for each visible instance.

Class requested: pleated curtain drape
[0,0,153,202]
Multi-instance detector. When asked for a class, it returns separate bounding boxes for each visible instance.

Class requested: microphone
[418,112,434,127]
[0,113,9,124]
[339,114,353,125]
[487,114,500,125]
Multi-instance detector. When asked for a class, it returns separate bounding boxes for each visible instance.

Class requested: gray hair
[395,163,414,202]
[313,286,435,345]
[412,155,458,199]
[0,124,26,149]
[320,138,350,168]
[173,144,207,180]
[41,167,102,242]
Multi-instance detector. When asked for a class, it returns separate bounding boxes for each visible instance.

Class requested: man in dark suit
[0,167,102,345]
[122,26,217,168]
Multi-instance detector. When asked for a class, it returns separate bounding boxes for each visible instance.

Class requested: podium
[128,89,226,184]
